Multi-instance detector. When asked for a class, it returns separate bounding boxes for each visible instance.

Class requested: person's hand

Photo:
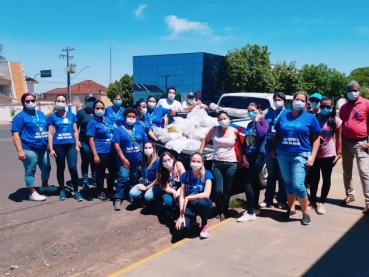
[173,189,181,199]
[93,154,100,165]
[361,143,369,151]
[243,160,249,168]
[305,156,315,167]
[237,162,243,169]
[76,145,80,153]
[123,158,130,169]
[176,216,185,230]
[49,150,57,159]
[78,141,82,148]
[271,150,276,159]
[155,138,161,143]
[18,150,26,161]
[333,153,342,165]
[135,184,146,191]
[170,108,177,116]
[255,114,264,122]
[196,100,202,106]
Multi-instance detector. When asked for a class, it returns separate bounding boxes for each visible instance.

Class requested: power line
[59,47,74,112]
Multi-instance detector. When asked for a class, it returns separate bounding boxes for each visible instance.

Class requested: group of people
[11,81,369,239]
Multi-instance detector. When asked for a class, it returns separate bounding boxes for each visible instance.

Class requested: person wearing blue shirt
[11,93,55,201]
[112,107,148,211]
[237,103,269,223]
[272,91,321,225]
[105,94,125,127]
[135,100,160,142]
[176,153,213,239]
[146,96,170,127]
[129,142,161,204]
[86,100,117,202]
[47,94,82,202]
[260,92,288,209]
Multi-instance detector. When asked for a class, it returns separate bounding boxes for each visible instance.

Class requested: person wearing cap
[340,80,369,214]
[181,92,208,112]
[309,93,322,114]
[76,94,97,190]
[105,94,125,128]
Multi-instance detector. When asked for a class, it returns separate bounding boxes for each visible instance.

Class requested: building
[132,52,226,104]
[0,61,38,104]
[42,80,110,106]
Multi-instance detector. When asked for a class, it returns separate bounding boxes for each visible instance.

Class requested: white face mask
[168,93,175,100]
[292,100,305,111]
[163,160,173,169]
[144,148,154,156]
[126,118,136,126]
[218,119,230,127]
[188,98,195,104]
[274,100,284,110]
[190,162,202,170]
[56,102,66,110]
[140,108,147,115]
[25,102,36,110]
[147,102,156,109]
[95,109,104,117]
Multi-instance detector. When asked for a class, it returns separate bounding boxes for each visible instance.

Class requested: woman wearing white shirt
[157,87,183,112]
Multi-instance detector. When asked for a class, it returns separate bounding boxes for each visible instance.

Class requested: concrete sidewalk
[110,162,369,277]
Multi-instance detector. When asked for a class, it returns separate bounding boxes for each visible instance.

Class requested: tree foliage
[271,61,303,95]
[107,74,133,108]
[348,67,369,87]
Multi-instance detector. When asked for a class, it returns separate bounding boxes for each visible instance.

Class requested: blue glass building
[133,52,226,104]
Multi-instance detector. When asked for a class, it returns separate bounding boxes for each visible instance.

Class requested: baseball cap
[187,92,195,98]
[85,94,96,101]
[309,92,322,101]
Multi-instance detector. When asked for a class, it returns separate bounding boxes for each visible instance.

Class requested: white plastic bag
[170,137,188,153]
[200,116,219,127]
[187,106,208,125]
[184,139,201,151]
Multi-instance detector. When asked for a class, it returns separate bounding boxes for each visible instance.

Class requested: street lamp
[71,65,91,81]
[68,65,91,112]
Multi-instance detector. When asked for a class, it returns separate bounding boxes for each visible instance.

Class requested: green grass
[228,198,244,209]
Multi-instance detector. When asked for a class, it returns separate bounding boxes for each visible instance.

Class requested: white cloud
[223,27,233,32]
[164,15,212,38]
[134,4,147,19]
[357,27,369,34]
[212,35,234,42]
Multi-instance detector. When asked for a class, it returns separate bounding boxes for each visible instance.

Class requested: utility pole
[161,75,171,91]
[59,47,74,112]
[107,40,116,84]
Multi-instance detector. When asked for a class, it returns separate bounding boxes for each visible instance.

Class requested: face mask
[320,107,333,116]
[86,102,94,109]
[218,119,230,127]
[168,93,175,100]
[95,109,104,117]
[248,111,258,120]
[347,91,359,101]
[147,102,156,109]
[311,102,320,110]
[126,118,136,126]
[163,160,173,169]
[139,108,147,115]
[292,100,305,112]
[56,102,66,111]
[113,100,122,107]
[274,100,284,110]
[144,148,154,156]
[190,162,202,170]
[25,102,36,110]
[188,98,195,104]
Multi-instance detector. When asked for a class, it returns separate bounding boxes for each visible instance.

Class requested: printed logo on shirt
[281,122,301,146]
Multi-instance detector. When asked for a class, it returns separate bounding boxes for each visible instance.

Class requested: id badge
[271,126,276,133]
[63,118,69,124]
[39,126,43,131]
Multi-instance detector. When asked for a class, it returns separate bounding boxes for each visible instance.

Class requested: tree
[271,61,303,95]
[348,67,369,87]
[222,44,274,93]
[107,74,133,107]
[0,44,5,61]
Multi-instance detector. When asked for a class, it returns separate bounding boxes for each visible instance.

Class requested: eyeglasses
[305,103,311,106]
[25,100,36,104]
[320,105,333,109]
[95,107,105,110]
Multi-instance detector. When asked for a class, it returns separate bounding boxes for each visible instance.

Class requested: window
[149,65,158,75]
[133,56,141,66]
[193,64,203,75]
[133,66,141,76]
[183,53,194,64]
[141,56,149,66]
[165,55,175,65]
[141,66,149,75]
[148,55,158,65]
[174,64,184,75]
[194,53,203,64]
[157,55,166,65]
[175,54,184,64]
[158,65,166,75]
[218,96,271,111]
[183,64,193,75]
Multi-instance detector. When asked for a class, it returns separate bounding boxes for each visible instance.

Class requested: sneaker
[59,190,66,201]
[114,199,122,211]
[316,203,326,214]
[199,225,210,239]
[308,202,316,211]
[82,183,89,191]
[73,191,83,202]
[215,214,221,219]
[220,214,226,221]
[301,213,311,225]
[237,213,256,222]
[282,210,297,219]
[39,186,58,194]
[98,192,109,201]
[341,196,355,206]
[259,202,272,208]
[29,191,46,201]
[277,202,287,209]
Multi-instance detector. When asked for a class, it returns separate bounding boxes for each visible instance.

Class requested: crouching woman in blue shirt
[112,107,148,211]
[272,91,321,225]
[87,100,117,201]
[176,153,213,239]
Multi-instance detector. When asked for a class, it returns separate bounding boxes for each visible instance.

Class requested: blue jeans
[80,141,96,183]
[53,143,79,192]
[264,150,287,204]
[276,150,310,199]
[23,149,51,188]
[181,198,213,229]
[115,162,141,200]
[162,192,176,215]
[129,184,162,203]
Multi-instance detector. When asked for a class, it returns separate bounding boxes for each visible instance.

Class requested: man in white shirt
[182,92,208,112]
[157,87,183,112]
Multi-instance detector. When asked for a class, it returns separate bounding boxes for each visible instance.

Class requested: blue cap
[309,93,322,101]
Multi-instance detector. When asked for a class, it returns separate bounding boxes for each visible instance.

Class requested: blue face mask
[86,102,94,109]
[248,111,258,119]
[113,100,122,107]
[320,107,332,116]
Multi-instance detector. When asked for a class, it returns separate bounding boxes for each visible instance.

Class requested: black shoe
[282,210,297,219]
[98,192,108,201]
[301,213,311,225]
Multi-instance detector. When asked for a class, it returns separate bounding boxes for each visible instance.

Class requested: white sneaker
[241,209,260,216]
[237,213,256,222]
[316,203,326,214]
[29,191,46,201]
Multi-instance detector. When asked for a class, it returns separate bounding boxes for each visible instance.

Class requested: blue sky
[1,0,369,94]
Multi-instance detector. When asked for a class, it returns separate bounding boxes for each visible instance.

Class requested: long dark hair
[320,96,337,133]
[158,151,177,188]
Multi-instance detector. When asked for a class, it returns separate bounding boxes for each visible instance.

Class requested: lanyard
[112,108,121,120]
[273,109,284,125]
[169,165,176,185]
[124,123,135,136]
[97,117,113,137]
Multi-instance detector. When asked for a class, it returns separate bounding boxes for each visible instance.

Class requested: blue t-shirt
[147,107,170,127]
[86,116,115,153]
[242,119,268,154]
[138,114,152,133]
[142,157,160,184]
[264,109,288,151]
[275,110,321,153]
[105,106,125,127]
[111,123,147,164]
[47,112,78,145]
[180,170,213,196]
[11,110,48,151]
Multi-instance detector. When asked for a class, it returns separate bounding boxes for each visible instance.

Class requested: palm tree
[0,44,5,61]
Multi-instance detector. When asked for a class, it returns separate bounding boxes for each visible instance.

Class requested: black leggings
[96,152,118,194]
[309,156,335,203]
[53,143,78,192]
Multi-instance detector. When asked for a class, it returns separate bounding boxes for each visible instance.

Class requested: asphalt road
[0,124,11,139]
